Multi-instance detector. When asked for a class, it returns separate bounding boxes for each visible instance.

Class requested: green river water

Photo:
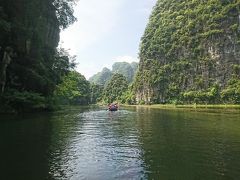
[0,106,240,180]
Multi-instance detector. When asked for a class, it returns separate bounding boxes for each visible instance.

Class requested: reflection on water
[0,106,240,179]
[48,109,145,179]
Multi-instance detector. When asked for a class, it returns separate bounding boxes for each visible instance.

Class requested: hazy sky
[60,0,157,79]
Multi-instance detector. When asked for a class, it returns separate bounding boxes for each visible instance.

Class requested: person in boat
[108,103,118,110]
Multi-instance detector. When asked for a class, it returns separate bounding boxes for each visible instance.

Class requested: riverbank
[122,104,240,113]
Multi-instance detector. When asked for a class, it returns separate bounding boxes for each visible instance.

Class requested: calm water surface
[0,106,240,180]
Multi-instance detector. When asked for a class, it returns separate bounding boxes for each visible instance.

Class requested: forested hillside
[89,67,113,86]
[134,0,240,104]
[102,73,128,103]
[0,0,82,112]
[89,62,138,86]
[112,62,138,82]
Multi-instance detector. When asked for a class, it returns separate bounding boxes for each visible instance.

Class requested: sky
[60,0,157,79]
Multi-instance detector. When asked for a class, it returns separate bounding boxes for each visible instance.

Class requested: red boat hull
[109,108,117,111]
[108,105,118,111]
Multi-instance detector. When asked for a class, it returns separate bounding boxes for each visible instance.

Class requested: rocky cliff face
[134,0,240,104]
[0,0,60,95]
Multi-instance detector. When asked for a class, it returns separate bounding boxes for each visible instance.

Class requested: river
[0,106,240,180]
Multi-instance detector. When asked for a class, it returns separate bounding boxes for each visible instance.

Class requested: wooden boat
[108,104,118,111]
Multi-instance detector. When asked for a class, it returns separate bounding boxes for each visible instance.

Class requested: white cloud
[114,55,139,63]
[60,0,124,55]
[137,0,156,14]
[75,61,98,79]
[59,0,156,79]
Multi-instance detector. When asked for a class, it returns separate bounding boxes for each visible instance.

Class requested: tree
[89,83,104,104]
[54,71,90,105]
[103,73,128,103]
[53,0,77,29]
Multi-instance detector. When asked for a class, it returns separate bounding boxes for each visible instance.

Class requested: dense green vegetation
[54,71,90,105]
[134,0,240,104]
[89,62,138,104]
[0,0,84,112]
[88,61,139,104]
[89,83,104,104]
[102,73,128,103]
[89,67,113,87]
[89,62,138,86]
[112,62,138,83]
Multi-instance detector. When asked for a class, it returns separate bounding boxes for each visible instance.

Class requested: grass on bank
[123,104,240,110]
